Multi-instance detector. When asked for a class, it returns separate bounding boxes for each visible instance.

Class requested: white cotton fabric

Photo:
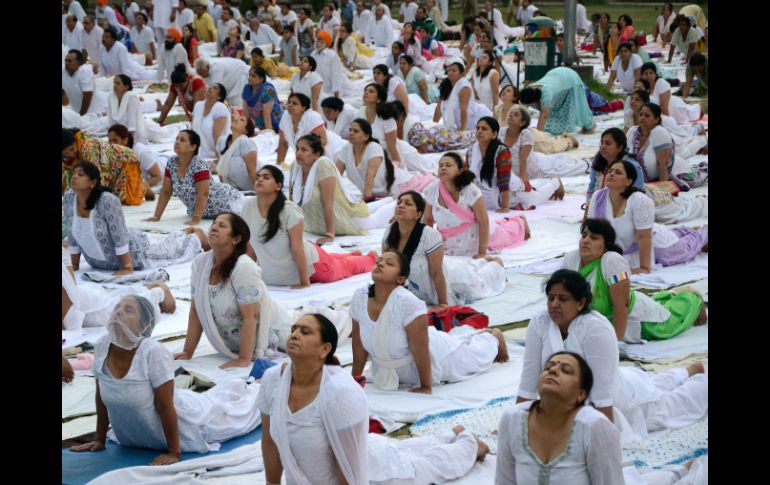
[191,101,232,159]
[62,65,103,115]
[204,57,250,107]
[218,135,257,191]
[130,26,156,55]
[423,180,483,256]
[611,54,643,94]
[588,190,656,270]
[495,401,625,485]
[132,143,165,181]
[442,77,492,130]
[337,141,411,196]
[651,78,701,124]
[242,198,319,286]
[626,125,674,181]
[312,48,348,96]
[258,363,370,485]
[280,109,325,148]
[80,26,104,62]
[365,16,395,47]
[290,71,324,100]
[472,69,498,111]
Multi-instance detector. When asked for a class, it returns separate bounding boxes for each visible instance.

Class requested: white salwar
[382,225,506,306]
[519,310,709,442]
[349,286,499,389]
[257,363,370,485]
[496,401,625,485]
[94,337,261,453]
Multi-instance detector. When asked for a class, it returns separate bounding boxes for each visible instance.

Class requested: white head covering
[107,295,158,350]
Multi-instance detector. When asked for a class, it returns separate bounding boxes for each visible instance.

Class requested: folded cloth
[80,268,170,284]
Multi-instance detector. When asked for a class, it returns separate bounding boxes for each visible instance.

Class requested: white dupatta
[192,252,272,359]
[289,156,358,206]
[272,363,369,485]
[217,134,248,186]
[370,287,415,391]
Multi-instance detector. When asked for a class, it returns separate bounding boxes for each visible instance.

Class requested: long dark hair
[609,160,645,199]
[257,166,287,243]
[365,82,395,120]
[531,351,595,412]
[592,127,627,173]
[367,250,411,297]
[442,152,476,191]
[116,74,133,91]
[373,64,393,93]
[311,313,341,366]
[475,49,494,79]
[403,22,418,45]
[108,123,134,148]
[641,102,663,125]
[438,62,465,101]
[640,62,659,81]
[385,190,426,251]
[180,129,201,155]
[476,117,504,187]
[351,118,395,193]
[73,161,113,210]
[580,218,624,255]
[170,62,188,84]
[182,23,197,52]
[213,212,251,282]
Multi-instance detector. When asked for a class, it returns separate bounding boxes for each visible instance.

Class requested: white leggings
[642,368,708,432]
[512,178,562,209]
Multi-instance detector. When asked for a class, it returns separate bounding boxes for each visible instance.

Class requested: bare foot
[484,255,504,267]
[452,425,466,435]
[695,304,708,326]
[489,328,509,363]
[686,361,705,377]
[475,436,491,461]
[521,215,531,240]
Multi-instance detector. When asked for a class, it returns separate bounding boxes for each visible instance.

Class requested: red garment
[186,37,200,65]
[309,245,376,283]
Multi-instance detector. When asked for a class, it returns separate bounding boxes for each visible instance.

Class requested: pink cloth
[71,353,95,371]
[488,216,527,251]
[398,172,436,194]
[310,245,377,283]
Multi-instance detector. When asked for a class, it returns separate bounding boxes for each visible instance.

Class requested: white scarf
[217,134,245,186]
[271,363,369,485]
[192,252,272,359]
[289,157,358,206]
[370,288,415,391]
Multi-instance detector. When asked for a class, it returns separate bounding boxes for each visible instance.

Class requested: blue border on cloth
[633,447,709,469]
[62,426,262,485]
[411,395,516,429]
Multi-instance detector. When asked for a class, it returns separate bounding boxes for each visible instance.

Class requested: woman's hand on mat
[495,207,510,213]
[409,386,432,394]
[70,441,106,453]
[184,218,202,226]
[315,236,334,245]
[149,451,181,466]
[143,216,161,222]
[173,351,192,360]
[112,268,134,276]
[291,282,311,289]
[220,358,252,369]
[472,251,488,260]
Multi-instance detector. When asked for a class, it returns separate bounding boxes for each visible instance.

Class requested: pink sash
[437,182,527,251]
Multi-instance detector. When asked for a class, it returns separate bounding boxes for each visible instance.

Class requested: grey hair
[194,58,210,71]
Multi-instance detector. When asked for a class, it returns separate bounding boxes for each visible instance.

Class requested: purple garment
[654,226,708,266]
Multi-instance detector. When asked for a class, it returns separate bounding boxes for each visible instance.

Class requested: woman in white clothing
[424,153,530,257]
[373,64,410,112]
[470,50,500,112]
[289,56,324,112]
[357,83,403,167]
[434,61,492,131]
[469,116,566,212]
[500,104,584,182]
[382,191,507,307]
[191,83,231,160]
[498,350,625,484]
[516,270,708,442]
[334,22,374,69]
[587,160,708,273]
[107,74,147,143]
[349,251,509,393]
[641,62,701,124]
[217,114,258,191]
[243,165,375,288]
[107,124,164,201]
[277,92,328,166]
[652,2,676,46]
[321,96,358,140]
[606,42,642,95]
[258,313,370,484]
[174,212,291,368]
[70,295,262,464]
[336,119,426,200]
[625,103,676,184]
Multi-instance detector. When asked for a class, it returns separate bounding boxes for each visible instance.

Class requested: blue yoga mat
[62,426,262,485]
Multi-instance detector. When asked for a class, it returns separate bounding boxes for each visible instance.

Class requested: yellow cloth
[301,158,369,236]
[193,13,217,43]
[250,58,296,80]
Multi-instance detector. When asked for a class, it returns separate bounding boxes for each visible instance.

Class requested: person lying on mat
[587,160,708,273]
[174,212,293,368]
[516,270,708,440]
[423,153,529,258]
[468,116,566,212]
[382,191,507,308]
[70,295,262,465]
[562,218,707,343]
[64,161,207,275]
[242,165,376,288]
[349,251,509,393]
[497,351,625,484]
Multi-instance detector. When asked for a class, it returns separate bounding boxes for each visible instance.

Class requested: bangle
[121,264,132,270]
[438,303,449,308]
[325,232,334,238]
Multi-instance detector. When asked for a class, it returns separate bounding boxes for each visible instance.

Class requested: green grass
[586,77,624,100]
[153,114,189,125]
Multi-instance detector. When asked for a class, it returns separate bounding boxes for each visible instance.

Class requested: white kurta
[500,127,588,179]
[312,48,348,96]
[441,78,492,131]
[423,180,483,257]
[365,16,395,47]
[472,68,498,112]
[325,103,358,139]
[62,64,102,115]
[99,41,152,79]
[349,286,498,388]
[191,101,232,159]
[94,337,261,454]
[337,141,411,196]
[80,26,104,62]
[124,2,140,25]
[153,0,180,30]
[625,125,674,181]
[290,71,324,100]
[352,9,372,35]
[204,57,250,106]
[611,54,643,94]
[63,23,84,50]
[107,92,145,141]
[130,26,156,55]
[496,401,624,485]
[279,109,325,149]
[249,24,281,47]
[216,19,238,52]
[68,0,86,21]
[650,78,701,124]
[399,2,418,23]
[382,225,506,306]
